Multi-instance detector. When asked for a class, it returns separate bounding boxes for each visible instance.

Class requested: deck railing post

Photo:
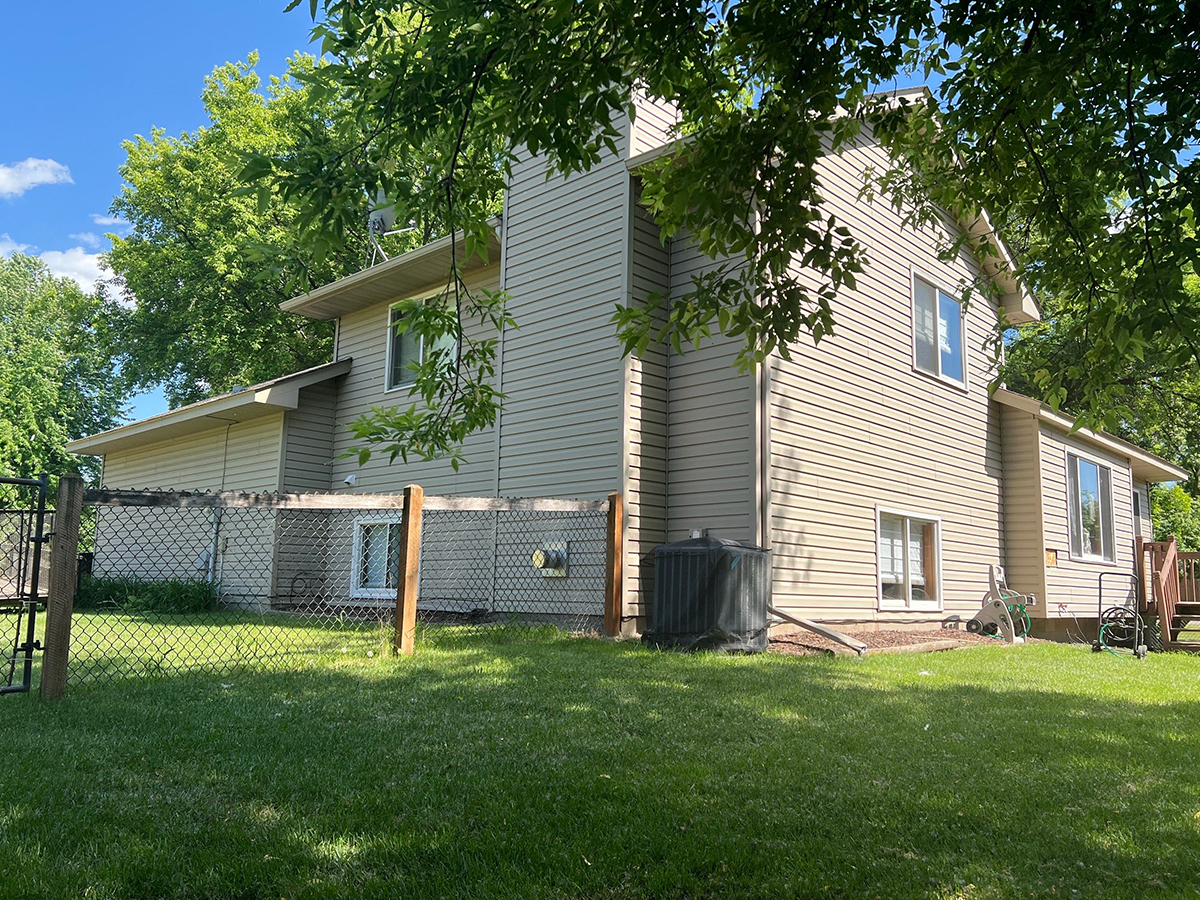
[40,474,83,699]
[393,484,424,657]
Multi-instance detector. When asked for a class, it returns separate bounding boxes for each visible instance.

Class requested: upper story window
[913,276,966,386]
[386,305,457,392]
[1067,452,1115,562]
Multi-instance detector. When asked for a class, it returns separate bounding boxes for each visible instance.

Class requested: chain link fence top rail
[68,488,611,684]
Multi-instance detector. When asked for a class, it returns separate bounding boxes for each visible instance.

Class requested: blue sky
[0,1,317,419]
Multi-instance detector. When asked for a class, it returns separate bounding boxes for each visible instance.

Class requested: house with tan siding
[68,92,1186,638]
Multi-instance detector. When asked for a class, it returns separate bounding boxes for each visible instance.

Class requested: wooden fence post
[40,474,84,699]
[604,492,623,637]
[393,484,424,656]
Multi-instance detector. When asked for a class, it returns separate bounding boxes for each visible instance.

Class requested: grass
[3,626,1200,899]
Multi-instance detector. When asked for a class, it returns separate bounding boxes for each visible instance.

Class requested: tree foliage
[1004,274,1200,494]
[0,254,125,485]
[1150,484,1200,550]
[261,0,1198,462]
[108,53,458,407]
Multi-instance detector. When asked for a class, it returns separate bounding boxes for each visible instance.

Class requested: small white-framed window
[1067,452,1115,562]
[349,514,403,599]
[877,508,942,611]
[913,275,966,386]
[385,305,458,392]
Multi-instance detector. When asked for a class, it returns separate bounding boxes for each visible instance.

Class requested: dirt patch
[768,626,1005,657]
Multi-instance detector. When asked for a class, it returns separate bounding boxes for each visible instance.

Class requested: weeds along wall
[67,488,614,684]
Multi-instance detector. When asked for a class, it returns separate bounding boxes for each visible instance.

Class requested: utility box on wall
[644,537,771,652]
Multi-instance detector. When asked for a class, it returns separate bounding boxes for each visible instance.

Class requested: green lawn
[3,630,1200,899]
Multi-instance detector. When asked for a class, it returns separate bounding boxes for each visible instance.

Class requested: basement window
[350,515,402,599]
[1067,453,1115,562]
[878,509,942,611]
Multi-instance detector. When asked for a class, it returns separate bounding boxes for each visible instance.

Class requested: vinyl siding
[93,415,283,612]
[100,415,284,492]
[1039,425,1138,613]
[623,192,670,619]
[496,134,631,499]
[329,268,500,496]
[999,405,1047,607]
[630,92,678,157]
[281,382,338,492]
[767,131,1005,621]
[666,232,755,544]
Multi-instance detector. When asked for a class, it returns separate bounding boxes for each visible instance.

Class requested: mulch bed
[768,626,1012,657]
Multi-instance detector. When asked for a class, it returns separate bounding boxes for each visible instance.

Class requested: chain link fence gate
[55,484,617,688]
[0,475,50,695]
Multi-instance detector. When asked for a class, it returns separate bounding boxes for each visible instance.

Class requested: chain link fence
[1,476,51,693]
[64,488,613,685]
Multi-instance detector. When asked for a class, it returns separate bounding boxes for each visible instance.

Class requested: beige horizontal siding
[630,92,678,157]
[496,135,630,500]
[767,128,1005,621]
[100,415,284,493]
[282,381,338,493]
[623,191,670,620]
[329,268,500,497]
[666,231,755,544]
[999,405,1047,608]
[1039,425,1138,614]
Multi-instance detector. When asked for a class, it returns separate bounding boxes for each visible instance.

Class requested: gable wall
[767,129,1006,621]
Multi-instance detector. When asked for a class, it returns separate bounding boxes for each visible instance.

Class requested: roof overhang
[281,221,502,321]
[994,388,1189,483]
[66,359,352,457]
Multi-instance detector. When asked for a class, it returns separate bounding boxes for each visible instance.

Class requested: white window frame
[349,513,404,600]
[1065,449,1117,564]
[383,292,459,394]
[384,304,426,393]
[876,505,944,612]
[910,268,969,391]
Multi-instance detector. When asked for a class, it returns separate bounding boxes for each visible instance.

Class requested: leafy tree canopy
[258,0,1198,463]
[1004,272,1200,494]
[109,52,495,407]
[0,254,125,486]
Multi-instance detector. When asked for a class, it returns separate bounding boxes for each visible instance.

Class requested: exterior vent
[645,537,770,652]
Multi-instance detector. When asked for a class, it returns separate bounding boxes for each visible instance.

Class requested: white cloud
[90,213,131,229]
[68,231,102,248]
[40,246,109,291]
[0,232,31,255]
[0,158,73,198]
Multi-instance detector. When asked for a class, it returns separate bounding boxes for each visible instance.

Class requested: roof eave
[282,220,503,321]
[66,358,352,456]
[994,388,1188,482]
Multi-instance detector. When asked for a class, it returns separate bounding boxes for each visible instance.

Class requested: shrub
[75,576,219,614]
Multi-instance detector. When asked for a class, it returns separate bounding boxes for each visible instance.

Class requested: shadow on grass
[3,638,1199,899]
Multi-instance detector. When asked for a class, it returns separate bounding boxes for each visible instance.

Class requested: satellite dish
[368,189,397,234]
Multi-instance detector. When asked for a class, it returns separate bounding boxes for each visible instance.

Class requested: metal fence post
[393,484,424,656]
[604,492,623,636]
[40,474,83,699]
